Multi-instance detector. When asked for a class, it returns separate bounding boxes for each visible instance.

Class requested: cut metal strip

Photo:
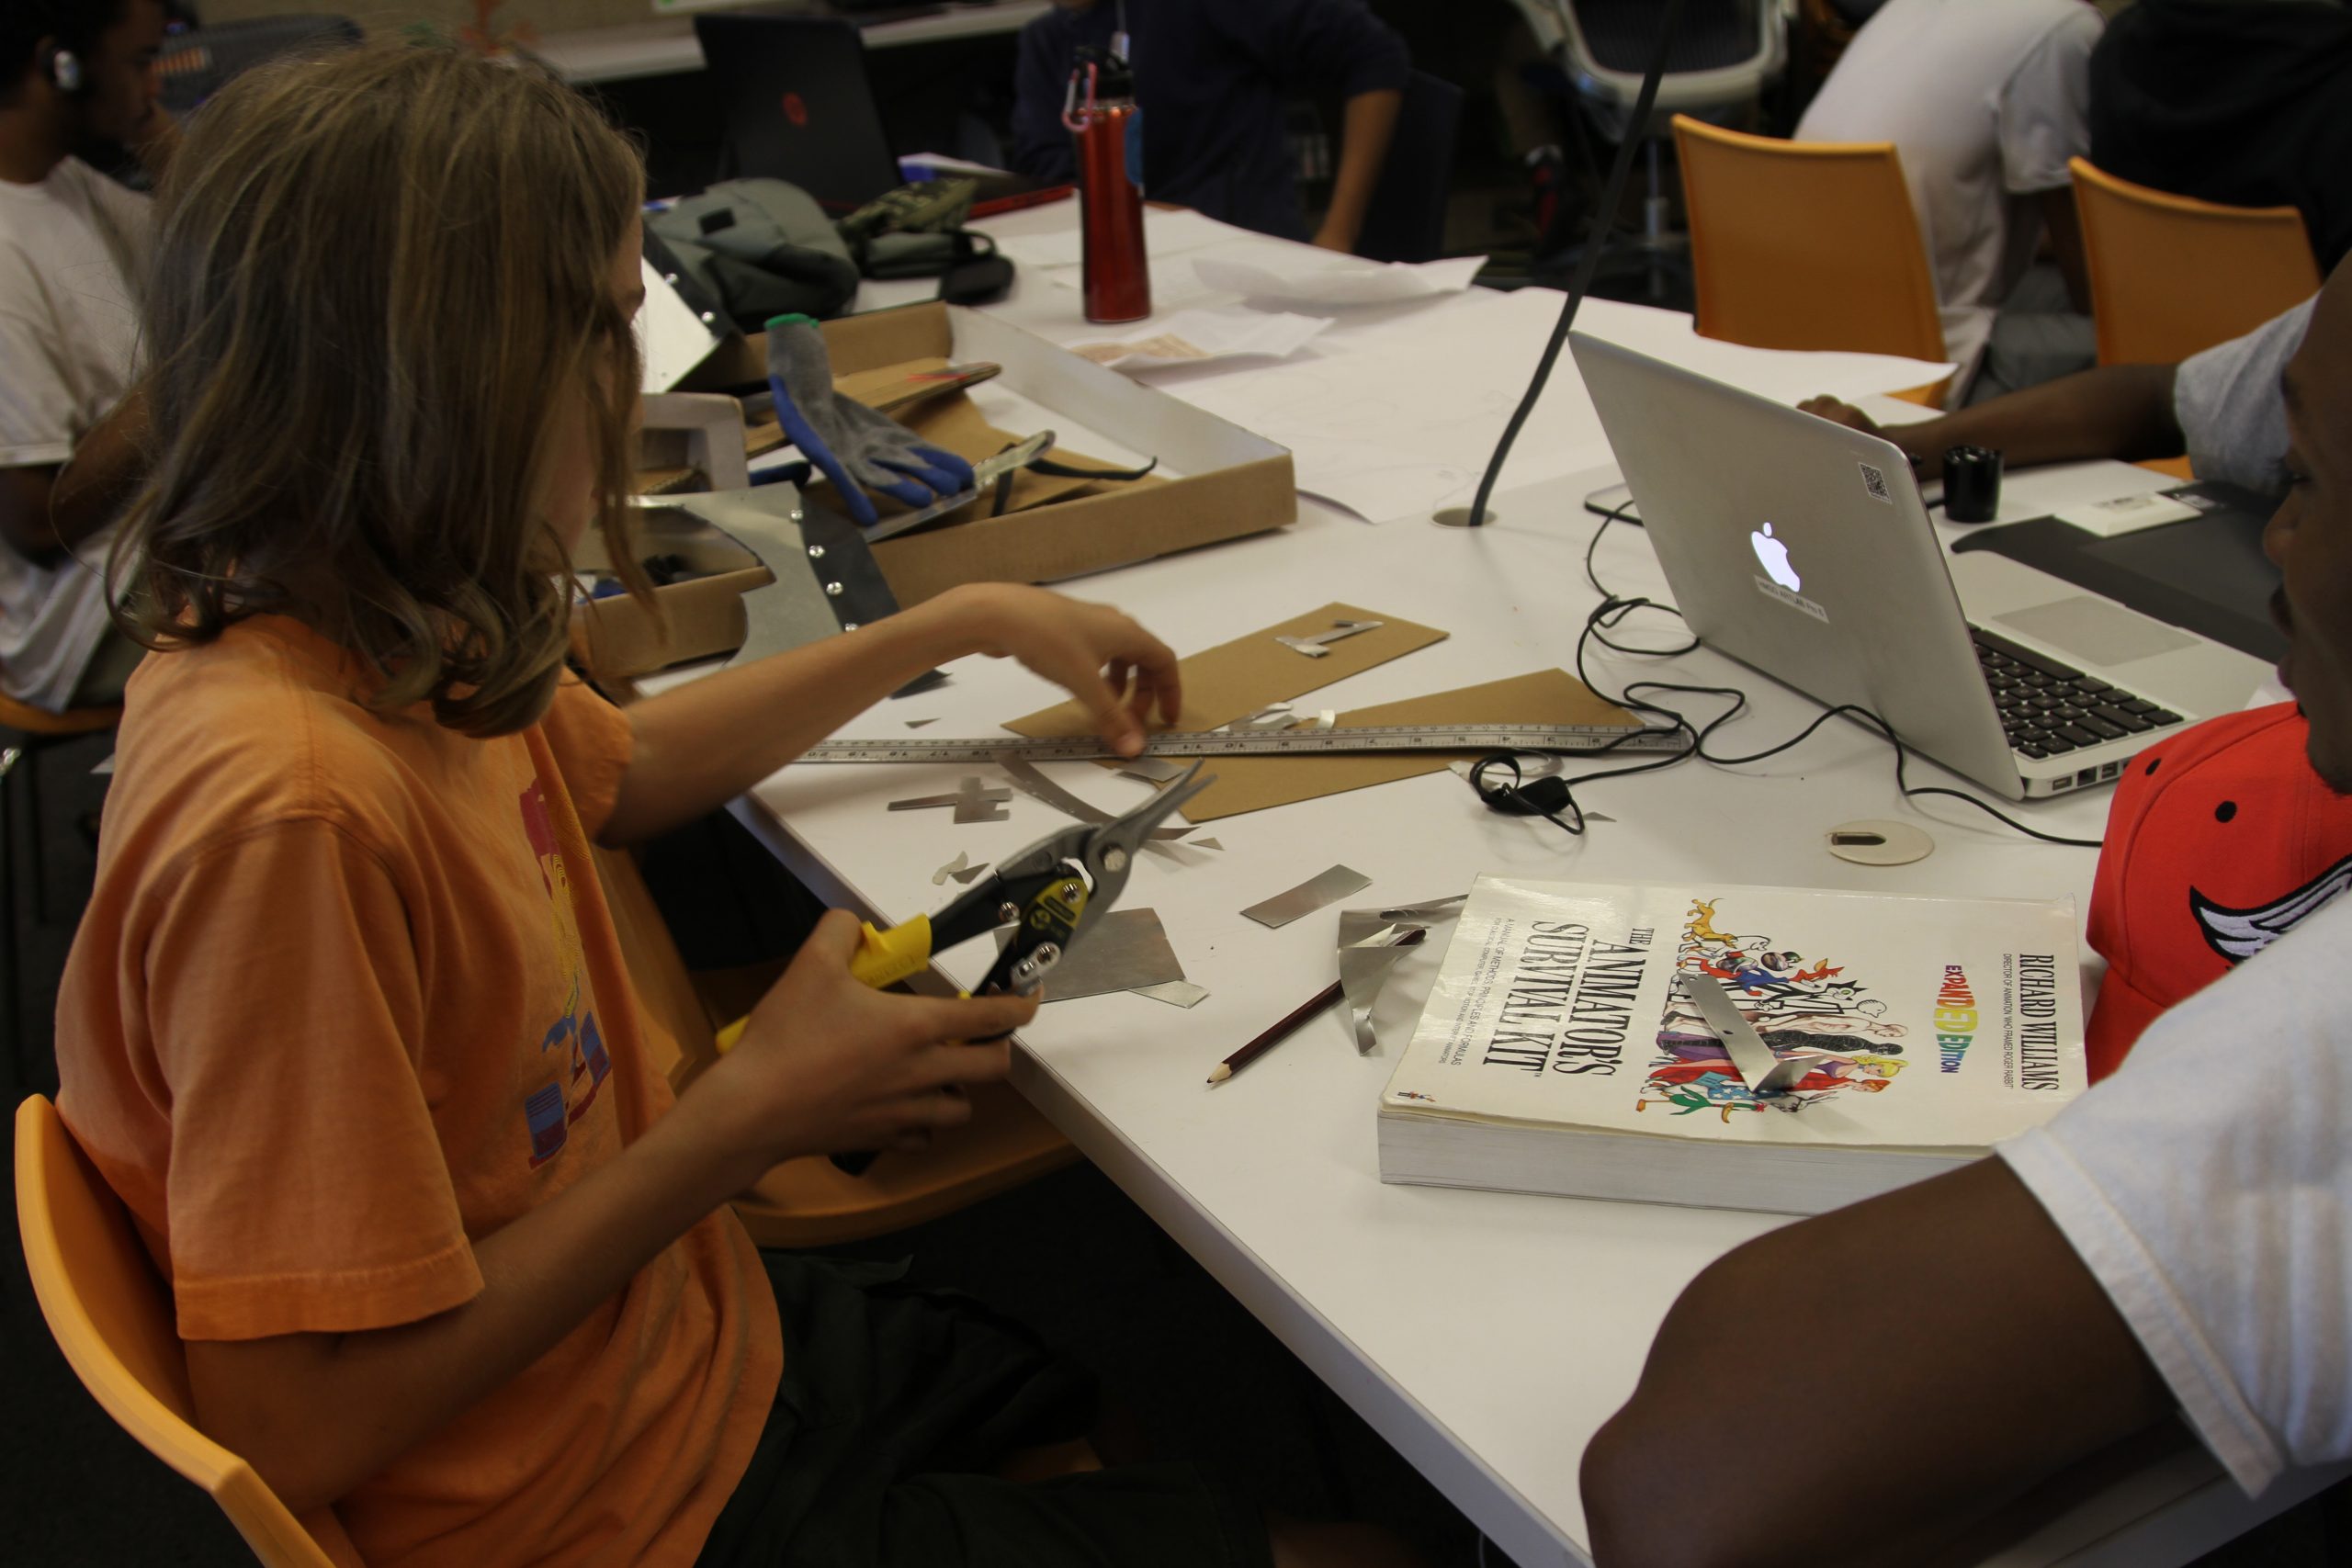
[1679,973,1809,1097]
[995,756,1191,859]
[1241,865,1373,929]
[1338,895,1466,1053]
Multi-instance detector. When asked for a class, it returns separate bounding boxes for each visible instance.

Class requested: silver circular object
[1101,848,1127,874]
[807,544,826,559]
[1826,819,1933,866]
[824,581,845,597]
[1012,942,1062,987]
[1431,506,1498,529]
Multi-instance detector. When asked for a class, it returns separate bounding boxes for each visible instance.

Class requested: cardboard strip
[1007,603,1448,742]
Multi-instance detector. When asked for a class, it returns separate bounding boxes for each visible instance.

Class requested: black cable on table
[1471,503,2108,850]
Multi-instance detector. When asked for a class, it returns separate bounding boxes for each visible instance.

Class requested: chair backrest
[0,688,122,738]
[1563,0,1786,119]
[15,1096,340,1568]
[2070,156,2322,367]
[1673,114,1946,364]
[1353,71,1464,265]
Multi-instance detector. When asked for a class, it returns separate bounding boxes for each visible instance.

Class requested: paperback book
[1378,876,2086,1214]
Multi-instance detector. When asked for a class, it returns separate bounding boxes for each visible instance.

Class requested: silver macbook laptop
[1569,333,2272,801]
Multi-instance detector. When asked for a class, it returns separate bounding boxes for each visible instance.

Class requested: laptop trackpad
[1996,596,2199,668]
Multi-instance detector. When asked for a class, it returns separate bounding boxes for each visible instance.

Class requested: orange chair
[16,1094,343,1568]
[1671,114,1950,401]
[2070,156,2322,368]
[592,843,1081,1248]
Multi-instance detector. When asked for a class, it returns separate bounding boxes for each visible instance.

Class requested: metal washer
[1826,819,1933,866]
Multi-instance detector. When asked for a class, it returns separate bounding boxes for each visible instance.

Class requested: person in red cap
[1583,253,2352,1565]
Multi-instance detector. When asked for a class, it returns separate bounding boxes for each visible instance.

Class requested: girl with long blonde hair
[51,39,1415,1568]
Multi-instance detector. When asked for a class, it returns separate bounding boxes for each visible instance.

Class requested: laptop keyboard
[1971,626,2184,761]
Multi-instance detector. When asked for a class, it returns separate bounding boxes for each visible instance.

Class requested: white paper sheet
[1192,253,1487,309]
[1069,307,1330,371]
[2052,491,2203,537]
[996,208,1250,273]
[1167,290,1961,522]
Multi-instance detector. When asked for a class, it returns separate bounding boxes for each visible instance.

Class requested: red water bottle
[1063,46,1149,323]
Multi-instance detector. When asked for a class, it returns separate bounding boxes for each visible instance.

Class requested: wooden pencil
[1208,927,1428,1085]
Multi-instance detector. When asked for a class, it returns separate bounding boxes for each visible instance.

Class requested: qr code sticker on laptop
[1858,462,1892,503]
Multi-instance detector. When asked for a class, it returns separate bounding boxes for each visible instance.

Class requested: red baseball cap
[2087,703,2352,1078]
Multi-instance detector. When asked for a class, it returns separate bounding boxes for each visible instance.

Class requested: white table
[701,212,2341,1568]
[534,4,1049,87]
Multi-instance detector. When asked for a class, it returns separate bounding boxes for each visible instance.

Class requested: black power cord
[1471,505,2109,850]
[1457,0,1688,528]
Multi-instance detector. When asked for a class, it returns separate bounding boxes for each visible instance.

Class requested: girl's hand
[945,584,1182,756]
[691,911,1035,1179]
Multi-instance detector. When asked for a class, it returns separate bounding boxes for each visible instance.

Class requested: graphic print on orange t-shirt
[519,781,612,1168]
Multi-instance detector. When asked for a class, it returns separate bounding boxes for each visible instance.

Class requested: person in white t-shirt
[1796,0,2100,396]
[1581,255,2352,1566]
[0,0,169,711]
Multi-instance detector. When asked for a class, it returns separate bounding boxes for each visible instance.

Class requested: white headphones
[48,46,84,93]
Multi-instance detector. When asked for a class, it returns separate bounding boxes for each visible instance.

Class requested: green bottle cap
[764,312,817,332]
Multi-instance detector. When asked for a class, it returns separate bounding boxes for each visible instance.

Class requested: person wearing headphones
[0,0,169,711]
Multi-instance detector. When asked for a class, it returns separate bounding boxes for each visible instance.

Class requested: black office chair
[1353,70,1465,265]
[155,16,360,117]
[1546,0,1785,301]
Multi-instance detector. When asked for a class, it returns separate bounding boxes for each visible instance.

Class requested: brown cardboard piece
[1007,603,1449,740]
[1008,604,1635,821]
[571,510,772,679]
[1162,669,1642,822]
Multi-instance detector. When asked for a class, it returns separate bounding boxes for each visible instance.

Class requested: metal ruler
[798,722,1684,764]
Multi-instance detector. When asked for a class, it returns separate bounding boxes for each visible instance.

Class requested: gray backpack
[644,178,861,329]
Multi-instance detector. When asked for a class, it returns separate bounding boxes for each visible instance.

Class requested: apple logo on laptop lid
[1752,523,1801,592]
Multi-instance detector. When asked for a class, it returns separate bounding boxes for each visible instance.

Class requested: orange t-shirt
[55,615,782,1568]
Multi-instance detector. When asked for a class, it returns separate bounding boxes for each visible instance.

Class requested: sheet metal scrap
[1337,895,1466,1052]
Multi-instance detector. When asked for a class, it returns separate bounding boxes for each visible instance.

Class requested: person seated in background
[1795,0,2101,401]
[1010,0,1408,252]
[0,0,169,710]
[1799,290,2314,502]
[2089,0,2352,276]
[1579,255,2352,1568]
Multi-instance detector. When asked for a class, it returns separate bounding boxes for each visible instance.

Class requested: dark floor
[6,730,2346,1568]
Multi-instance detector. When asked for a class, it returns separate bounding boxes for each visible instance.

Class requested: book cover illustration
[1645,896,1917,1119]
[1383,877,2084,1151]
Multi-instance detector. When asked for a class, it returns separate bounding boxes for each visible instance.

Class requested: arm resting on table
[1581,1158,2174,1568]
[1803,363,2180,474]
